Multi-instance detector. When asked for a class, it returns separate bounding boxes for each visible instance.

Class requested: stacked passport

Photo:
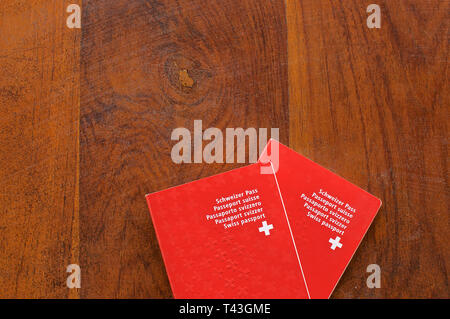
[146,140,381,298]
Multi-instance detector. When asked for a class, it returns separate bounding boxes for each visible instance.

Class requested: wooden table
[0,0,448,298]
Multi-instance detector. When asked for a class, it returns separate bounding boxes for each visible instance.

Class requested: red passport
[146,163,309,298]
[146,141,381,298]
[259,139,382,298]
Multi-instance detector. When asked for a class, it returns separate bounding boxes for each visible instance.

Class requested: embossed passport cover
[259,139,382,298]
[146,163,309,299]
[146,141,381,298]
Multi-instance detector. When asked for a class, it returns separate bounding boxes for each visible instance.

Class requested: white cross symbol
[258,221,274,236]
[329,236,343,250]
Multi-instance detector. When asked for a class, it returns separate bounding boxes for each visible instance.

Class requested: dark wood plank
[0,0,81,298]
[80,0,288,298]
[1,0,447,299]
[287,0,448,298]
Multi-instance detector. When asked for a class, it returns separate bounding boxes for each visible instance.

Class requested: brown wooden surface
[0,0,448,298]
[0,0,81,298]
[79,0,288,298]
[287,0,449,298]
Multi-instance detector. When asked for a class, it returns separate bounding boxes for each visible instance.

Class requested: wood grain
[0,0,447,299]
[0,0,81,298]
[79,0,287,298]
[287,0,449,298]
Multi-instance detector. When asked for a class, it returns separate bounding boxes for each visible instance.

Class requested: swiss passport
[259,140,382,298]
[146,140,381,298]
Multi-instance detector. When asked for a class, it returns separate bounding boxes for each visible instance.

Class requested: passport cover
[259,139,382,298]
[146,163,309,299]
[146,141,381,299]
